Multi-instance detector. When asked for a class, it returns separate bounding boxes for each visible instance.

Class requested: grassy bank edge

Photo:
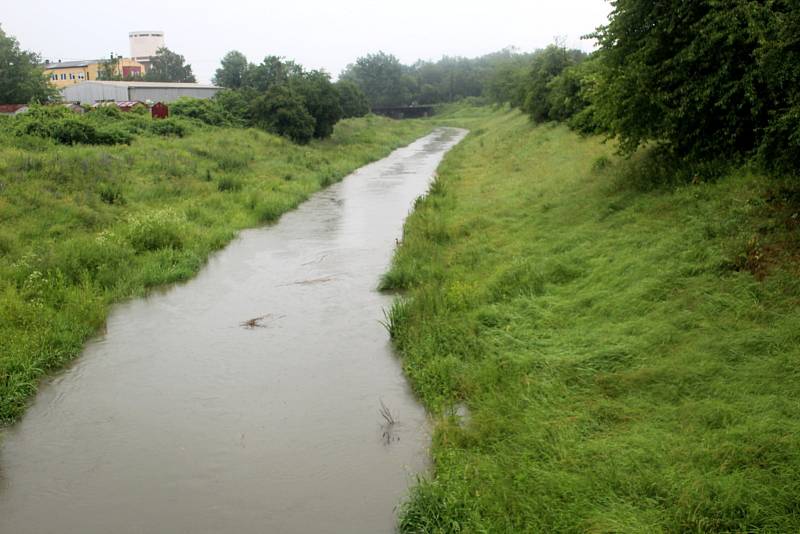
[386,106,800,532]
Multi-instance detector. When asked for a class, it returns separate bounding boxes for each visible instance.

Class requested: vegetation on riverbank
[387,107,800,532]
[0,114,434,423]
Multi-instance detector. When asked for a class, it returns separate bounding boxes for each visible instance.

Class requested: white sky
[3,0,612,83]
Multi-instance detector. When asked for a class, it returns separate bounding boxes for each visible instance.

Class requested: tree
[591,0,776,161]
[246,56,302,92]
[251,84,315,144]
[486,52,533,108]
[213,50,249,89]
[214,88,252,125]
[340,51,412,108]
[291,70,342,138]
[335,80,370,118]
[0,25,56,103]
[97,54,121,81]
[522,45,586,123]
[756,0,800,176]
[144,47,196,83]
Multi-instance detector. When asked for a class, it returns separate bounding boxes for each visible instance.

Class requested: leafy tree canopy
[340,51,413,108]
[144,47,196,83]
[213,50,248,89]
[0,25,56,103]
[335,80,370,118]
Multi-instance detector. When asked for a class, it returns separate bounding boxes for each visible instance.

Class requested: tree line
[4,2,800,166]
[209,51,369,144]
[486,1,800,179]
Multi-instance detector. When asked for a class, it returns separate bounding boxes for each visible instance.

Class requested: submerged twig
[379,399,396,426]
[379,399,400,445]
[240,315,270,328]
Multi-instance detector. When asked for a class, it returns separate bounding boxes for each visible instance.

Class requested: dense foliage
[486,2,800,179]
[339,52,414,108]
[5,104,190,146]
[212,52,347,143]
[0,25,56,103]
[144,47,197,83]
[334,80,370,118]
[340,49,529,108]
[170,96,234,126]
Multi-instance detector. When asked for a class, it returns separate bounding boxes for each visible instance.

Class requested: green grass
[388,107,800,532]
[0,115,434,423]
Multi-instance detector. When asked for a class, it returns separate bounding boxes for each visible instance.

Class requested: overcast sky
[4,0,612,83]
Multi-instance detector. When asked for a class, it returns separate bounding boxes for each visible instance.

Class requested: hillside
[387,107,800,532]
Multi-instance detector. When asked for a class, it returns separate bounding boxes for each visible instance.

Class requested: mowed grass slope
[386,108,800,532]
[0,116,434,423]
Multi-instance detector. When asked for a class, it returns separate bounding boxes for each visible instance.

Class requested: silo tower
[129,31,165,72]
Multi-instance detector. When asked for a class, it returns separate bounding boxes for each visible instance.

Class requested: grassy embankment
[386,107,800,532]
[0,115,434,423]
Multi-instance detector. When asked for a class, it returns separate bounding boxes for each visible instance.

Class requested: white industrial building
[129,30,166,71]
[61,81,221,105]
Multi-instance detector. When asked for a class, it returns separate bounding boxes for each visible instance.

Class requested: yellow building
[44,58,145,89]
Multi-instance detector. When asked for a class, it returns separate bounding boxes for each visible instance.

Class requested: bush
[291,70,342,139]
[251,85,315,144]
[758,105,800,177]
[214,89,252,124]
[336,80,370,118]
[93,124,134,145]
[170,97,233,126]
[50,118,98,145]
[522,46,587,123]
[149,118,187,137]
[124,211,185,252]
[12,106,133,146]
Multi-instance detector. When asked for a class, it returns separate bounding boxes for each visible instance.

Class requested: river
[0,127,467,533]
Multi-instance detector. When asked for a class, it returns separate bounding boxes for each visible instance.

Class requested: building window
[61,73,66,80]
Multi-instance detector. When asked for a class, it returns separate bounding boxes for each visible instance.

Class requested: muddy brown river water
[0,127,467,534]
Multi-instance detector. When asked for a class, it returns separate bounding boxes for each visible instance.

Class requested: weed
[98,182,125,205]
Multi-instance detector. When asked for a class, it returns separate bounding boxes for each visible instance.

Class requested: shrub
[251,85,315,144]
[49,233,134,288]
[13,113,132,146]
[522,46,587,123]
[93,124,134,145]
[125,211,185,252]
[149,118,187,137]
[170,96,233,126]
[758,105,800,177]
[89,104,123,119]
[50,118,97,145]
[336,80,370,118]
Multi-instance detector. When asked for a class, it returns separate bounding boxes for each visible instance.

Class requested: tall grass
[390,107,800,532]
[0,115,435,423]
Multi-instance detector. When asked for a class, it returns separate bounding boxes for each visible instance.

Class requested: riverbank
[388,107,800,531]
[0,116,434,423]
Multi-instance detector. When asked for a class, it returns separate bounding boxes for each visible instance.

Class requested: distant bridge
[371,106,436,119]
